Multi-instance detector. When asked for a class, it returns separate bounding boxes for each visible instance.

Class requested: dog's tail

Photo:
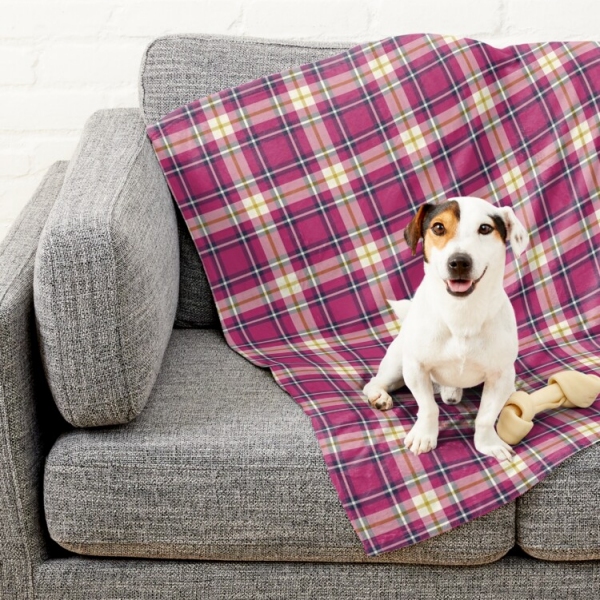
[387,299,411,324]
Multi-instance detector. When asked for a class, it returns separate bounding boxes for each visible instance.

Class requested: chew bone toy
[497,371,600,446]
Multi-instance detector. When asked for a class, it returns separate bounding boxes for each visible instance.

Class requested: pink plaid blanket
[148,35,600,556]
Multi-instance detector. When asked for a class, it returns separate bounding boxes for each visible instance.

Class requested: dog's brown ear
[404,203,435,255]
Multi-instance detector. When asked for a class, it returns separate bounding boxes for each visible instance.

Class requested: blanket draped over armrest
[147,34,600,556]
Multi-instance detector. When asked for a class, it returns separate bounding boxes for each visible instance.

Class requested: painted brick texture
[1,0,600,239]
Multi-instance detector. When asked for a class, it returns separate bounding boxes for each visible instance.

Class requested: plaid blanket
[147,34,600,556]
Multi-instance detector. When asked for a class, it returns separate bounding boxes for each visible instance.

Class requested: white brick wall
[2,0,600,240]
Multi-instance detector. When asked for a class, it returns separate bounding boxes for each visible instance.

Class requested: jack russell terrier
[363,197,528,461]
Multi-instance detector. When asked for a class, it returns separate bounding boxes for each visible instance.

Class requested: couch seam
[0,298,37,599]
[45,234,73,424]
[138,38,158,125]
[106,117,151,423]
[517,543,600,561]
[149,32,353,50]
[47,541,510,567]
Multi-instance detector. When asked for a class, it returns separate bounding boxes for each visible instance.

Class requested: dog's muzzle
[445,253,486,297]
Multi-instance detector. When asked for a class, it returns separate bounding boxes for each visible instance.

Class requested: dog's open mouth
[445,268,487,297]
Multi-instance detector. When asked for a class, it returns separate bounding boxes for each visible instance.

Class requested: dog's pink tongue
[448,280,472,293]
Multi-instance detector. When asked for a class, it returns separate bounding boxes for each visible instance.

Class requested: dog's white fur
[363,197,528,461]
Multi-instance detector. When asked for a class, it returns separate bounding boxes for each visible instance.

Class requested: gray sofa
[1,35,598,599]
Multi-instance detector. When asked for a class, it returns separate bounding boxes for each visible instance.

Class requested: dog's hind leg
[363,336,404,410]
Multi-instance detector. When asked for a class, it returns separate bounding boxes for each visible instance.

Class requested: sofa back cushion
[139,35,348,328]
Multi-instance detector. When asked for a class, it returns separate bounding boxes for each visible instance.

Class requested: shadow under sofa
[1,34,599,599]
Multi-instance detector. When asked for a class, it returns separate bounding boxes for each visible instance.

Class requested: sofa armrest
[34,109,179,428]
[0,163,68,597]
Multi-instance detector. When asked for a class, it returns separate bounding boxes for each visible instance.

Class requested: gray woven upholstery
[34,109,179,427]
[44,329,514,566]
[140,34,350,126]
[0,162,68,598]
[517,445,600,561]
[140,35,349,329]
[35,555,600,600]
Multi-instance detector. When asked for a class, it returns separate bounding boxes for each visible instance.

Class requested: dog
[363,197,528,461]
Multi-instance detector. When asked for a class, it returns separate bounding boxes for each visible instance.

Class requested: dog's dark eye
[479,224,493,235]
[431,223,445,236]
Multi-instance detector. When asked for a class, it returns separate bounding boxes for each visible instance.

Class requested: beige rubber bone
[497,371,600,446]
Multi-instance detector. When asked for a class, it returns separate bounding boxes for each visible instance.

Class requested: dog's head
[404,197,528,297]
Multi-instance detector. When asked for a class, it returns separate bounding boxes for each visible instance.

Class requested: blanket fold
[148,34,600,556]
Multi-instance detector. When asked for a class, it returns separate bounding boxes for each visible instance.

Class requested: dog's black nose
[447,253,473,277]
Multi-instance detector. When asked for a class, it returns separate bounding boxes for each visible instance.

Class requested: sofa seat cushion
[517,444,600,561]
[44,329,515,566]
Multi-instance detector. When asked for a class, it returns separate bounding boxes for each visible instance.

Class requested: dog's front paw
[363,380,393,410]
[404,419,438,455]
[475,429,514,462]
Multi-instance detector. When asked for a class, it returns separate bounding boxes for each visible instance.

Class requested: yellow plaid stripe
[502,166,526,194]
[207,114,234,139]
[401,124,427,154]
[412,490,443,519]
[322,163,349,189]
[276,273,302,298]
[304,337,332,352]
[548,319,574,341]
[576,421,600,438]
[368,55,394,79]
[538,50,562,75]
[572,121,593,150]
[525,241,549,271]
[290,84,316,110]
[356,242,382,269]
[242,193,269,219]
[472,86,495,115]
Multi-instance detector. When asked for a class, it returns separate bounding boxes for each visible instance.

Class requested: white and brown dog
[364,197,528,461]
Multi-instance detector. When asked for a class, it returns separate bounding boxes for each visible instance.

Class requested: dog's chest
[427,333,488,388]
